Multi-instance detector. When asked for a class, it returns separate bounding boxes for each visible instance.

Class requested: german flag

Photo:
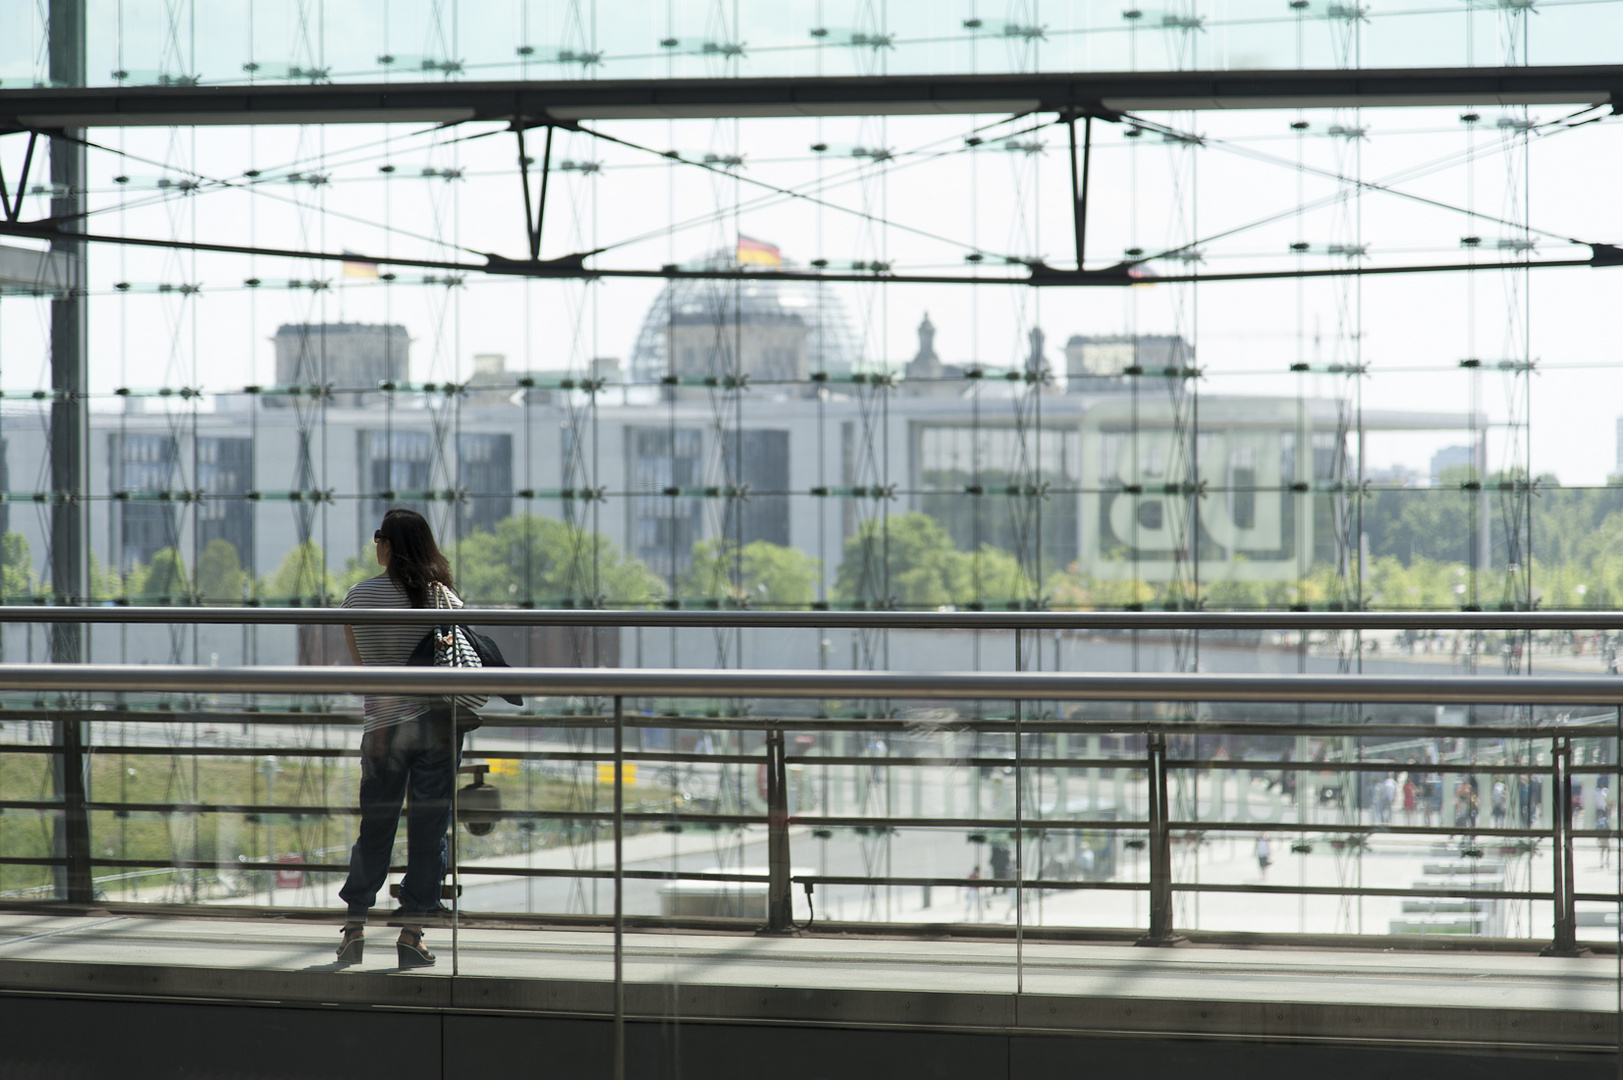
[736,235,782,267]
[341,250,380,279]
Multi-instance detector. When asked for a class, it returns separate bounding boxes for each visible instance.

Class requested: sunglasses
[374,531,386,543]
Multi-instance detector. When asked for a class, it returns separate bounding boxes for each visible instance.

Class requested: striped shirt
[343,575,463,731]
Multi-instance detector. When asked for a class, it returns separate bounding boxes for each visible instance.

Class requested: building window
[112,433,180,571]
[361,430,433,534]
[197,437,253,571]
[628,427,703,580]
[916,424,1080,573]
[459,433,513,535]
[724,430,790,547]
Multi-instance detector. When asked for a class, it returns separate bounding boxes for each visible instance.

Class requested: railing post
[1544,734,1582,956]
[1138,729,1181,946]
[1014,627,1025,993]
[53,715,93,904]
[612,695,625,1080]
[765,727,793,932]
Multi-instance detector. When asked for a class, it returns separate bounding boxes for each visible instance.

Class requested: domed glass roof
[629,248,864,383]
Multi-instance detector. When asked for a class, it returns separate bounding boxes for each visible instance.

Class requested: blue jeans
[339,712,462,922]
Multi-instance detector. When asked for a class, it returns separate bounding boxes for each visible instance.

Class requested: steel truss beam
[2,65,1620,131]
[0,220,1614,287]
[0,131,38,221]
[516,124,553,262]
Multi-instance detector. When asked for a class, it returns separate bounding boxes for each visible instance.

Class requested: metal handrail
[1,605,1623,630]
[3,664,1615,958]
[1,663,1622,704]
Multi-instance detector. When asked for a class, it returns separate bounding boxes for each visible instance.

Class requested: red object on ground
[275,853,304,889]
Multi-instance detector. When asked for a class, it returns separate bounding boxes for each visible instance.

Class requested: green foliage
[453,515,664,607]
[1,532,32,599]
[1529,505,1623,608]
[832,512,1031,608]
[1045,565,1156,609]
[195,539,246,602]
[680,538,821,607]
[132,547,189,600]
[261,540,339,603]
[43,552,125,601]
[1202,575,1278,611]
[0,751,669,893]
[974,544,1031,605]
[1360,473,1623,608]
[1045,559,1328,611]
[1042,472,1623,610]
[337,551,380,594]
[1364,556,1465,609]
[89,554,124,601]
[1362,465,1481,565]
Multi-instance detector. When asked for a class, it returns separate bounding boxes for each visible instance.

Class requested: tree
[195,539,246,601]
[680,538,822,607]
[88,553,124,601]
[1362,556,1463,609]
[1045,564,1157,609]
[1362,469,1479,566]
[1045,558,1319,611]
[261,540,339,603]
[835,513,959,608]
[132,547,189,600]
[1202,575,1273,610]
[833,512,1030,608]
[338,551,381,594]
[454,515,664,607]
[1,532,32,599]
[971,545,1031,606]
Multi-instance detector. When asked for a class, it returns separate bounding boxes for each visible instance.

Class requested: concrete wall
[4,994,1606,1080]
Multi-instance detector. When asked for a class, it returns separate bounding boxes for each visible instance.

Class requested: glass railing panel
[1157,725,1574,944]
[1571,731,1620,946]
[75,707,354,913]
[0,717,62,902]
[0,639,1613,1002]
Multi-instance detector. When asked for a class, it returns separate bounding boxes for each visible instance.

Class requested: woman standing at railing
[334,508,466,969]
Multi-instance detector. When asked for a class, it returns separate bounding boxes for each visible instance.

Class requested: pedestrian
[1402,776,1417,826]
[335,508,473,969]
[989,842,1011,893]
[964,865,985,921]
[1255,832,1272,878]
[1490,779,1507,829]
[1597,784,1611,868]
[1453,777,1472,831]
[1380,773,1398,824]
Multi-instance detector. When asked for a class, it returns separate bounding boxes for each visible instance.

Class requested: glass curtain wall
[1,0,1621,951]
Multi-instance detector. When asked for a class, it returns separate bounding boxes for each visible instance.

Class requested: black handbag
[406,621,523,706]
[464,629,523,706]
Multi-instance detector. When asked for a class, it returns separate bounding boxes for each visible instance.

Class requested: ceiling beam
[2,65,1618,132]
[0,221,1614,289]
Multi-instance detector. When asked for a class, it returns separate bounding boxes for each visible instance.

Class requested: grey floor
[0,911,1614,1012]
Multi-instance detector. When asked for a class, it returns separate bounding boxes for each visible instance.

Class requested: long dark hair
[377,507,453,607]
